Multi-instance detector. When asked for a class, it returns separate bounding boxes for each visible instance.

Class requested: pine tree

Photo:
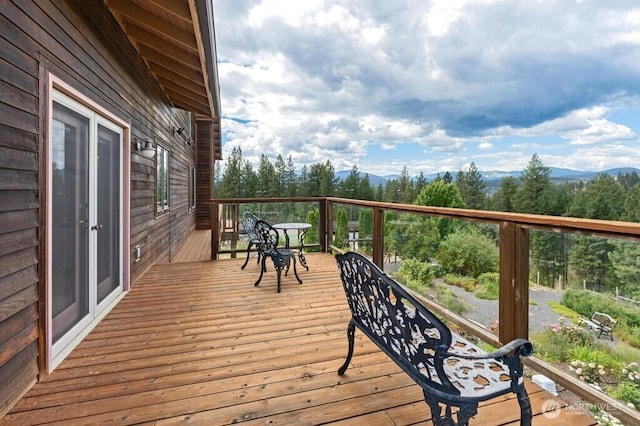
[414,180,464,239]
[218,146,244,198]
[515,154,553,214]
[334,208,349,248]
[456,162,486,209]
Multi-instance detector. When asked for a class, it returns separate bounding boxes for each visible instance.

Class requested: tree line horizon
[216,147,640,299]
[216,147,640,209]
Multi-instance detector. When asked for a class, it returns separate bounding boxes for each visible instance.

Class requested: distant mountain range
[335,167,640,188]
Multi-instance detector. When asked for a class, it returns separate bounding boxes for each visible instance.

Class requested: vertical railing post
[229,203,239,259]
[499,222,529,343]
[325,199,333,252]
[372,207,384,269]
[210,201,220,260]
[318,198,327,252]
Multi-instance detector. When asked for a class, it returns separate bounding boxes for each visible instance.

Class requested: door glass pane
[96,124,121,304]
[52,102,90,343]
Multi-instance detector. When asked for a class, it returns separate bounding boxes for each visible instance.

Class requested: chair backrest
[254,220,281,254]
[241,211,261,241]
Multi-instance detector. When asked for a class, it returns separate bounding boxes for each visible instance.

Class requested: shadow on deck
[2,253,596,425]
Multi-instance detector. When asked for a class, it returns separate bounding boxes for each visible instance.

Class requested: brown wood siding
[0,0,207,416]
[195,118,214,229]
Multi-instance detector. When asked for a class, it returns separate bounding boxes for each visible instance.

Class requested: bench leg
[423,393,477,426]
[516,384,532,426]
[338,320,356,375]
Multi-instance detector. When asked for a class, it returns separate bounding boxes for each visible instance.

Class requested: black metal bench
[335,252,534,426]
[578,311,617,341]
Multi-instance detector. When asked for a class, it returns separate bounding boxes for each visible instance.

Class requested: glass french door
[50,91,123,364]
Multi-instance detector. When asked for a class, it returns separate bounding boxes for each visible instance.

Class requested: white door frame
[46,75,131,372]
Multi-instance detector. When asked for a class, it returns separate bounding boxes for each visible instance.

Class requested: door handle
[91,224,103,231]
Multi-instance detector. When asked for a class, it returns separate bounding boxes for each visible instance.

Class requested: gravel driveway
[430,280,565,333]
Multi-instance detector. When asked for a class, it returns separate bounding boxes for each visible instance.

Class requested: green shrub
[568,360,609,386]
[435,286,470,315]
[568,346,621,371]
[621,362,640,384]
[609,382,640,409]
[530,322,595,363]
[334,208,349,248]
[475,272,499,300]
[395,258,435,288]
[435,230,499,278]
[562,288,640,328]
[443,274,476,292]
[615,346,640,365]
[547,302,581,322]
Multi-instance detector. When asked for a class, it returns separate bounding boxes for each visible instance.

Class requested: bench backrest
[336,252,460,395]
[592,312,617,330]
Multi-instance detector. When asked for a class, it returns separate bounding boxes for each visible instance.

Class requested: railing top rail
[323,197,640,239]
[210,197,640,239]
[211,197,323,204]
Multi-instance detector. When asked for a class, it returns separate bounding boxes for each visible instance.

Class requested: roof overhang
[104,0,221,119]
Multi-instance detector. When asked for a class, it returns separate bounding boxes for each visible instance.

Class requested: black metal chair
[240,211,262,269]
[253,220,302,293]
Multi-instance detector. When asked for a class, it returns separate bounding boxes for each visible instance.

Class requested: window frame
[156,144,170,213]
[188,165,196,211]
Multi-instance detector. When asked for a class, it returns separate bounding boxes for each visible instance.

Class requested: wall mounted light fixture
[133,137,155,158]
[172,126,194,145]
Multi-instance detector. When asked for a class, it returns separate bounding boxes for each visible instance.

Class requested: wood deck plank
[171,230,211,262]
[2,253,597,425]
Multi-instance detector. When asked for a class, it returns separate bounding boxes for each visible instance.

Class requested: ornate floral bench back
[335,252,534,426]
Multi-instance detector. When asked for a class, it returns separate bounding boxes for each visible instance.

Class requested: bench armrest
[442,338,533,360]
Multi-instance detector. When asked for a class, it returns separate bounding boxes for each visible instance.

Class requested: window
[157,145,169,212]
[188,166,196,210]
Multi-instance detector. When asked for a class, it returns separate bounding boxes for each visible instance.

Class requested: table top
[272,222,312,230]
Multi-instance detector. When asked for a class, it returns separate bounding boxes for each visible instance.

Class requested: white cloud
[216,0,640,175]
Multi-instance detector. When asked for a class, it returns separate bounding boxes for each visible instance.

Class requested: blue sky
[214,0,640,177]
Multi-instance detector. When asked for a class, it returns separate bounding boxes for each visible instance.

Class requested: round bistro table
[272,222,312,270]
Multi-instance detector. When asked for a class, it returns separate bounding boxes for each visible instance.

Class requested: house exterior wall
[195,118,220,230]
[0,0,204,415]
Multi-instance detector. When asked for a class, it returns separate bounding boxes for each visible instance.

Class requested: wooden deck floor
[3,254,597,425]
[172,229,212,263]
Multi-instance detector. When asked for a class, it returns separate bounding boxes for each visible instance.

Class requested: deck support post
[325,200,333,253]
[499,222,529,343]
[210,201,219,260]
[372,207,384,269]
[319,198,327,252]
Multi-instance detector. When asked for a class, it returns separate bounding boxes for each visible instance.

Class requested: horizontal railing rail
[210,196,640,425]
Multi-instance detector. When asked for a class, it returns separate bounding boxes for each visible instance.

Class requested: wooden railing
[210,196,640,424]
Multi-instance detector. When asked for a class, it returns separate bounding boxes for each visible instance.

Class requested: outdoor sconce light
[133,137,155,158]
[173,126,192,145]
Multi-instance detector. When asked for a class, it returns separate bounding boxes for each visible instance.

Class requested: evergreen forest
[215,147,640,301]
